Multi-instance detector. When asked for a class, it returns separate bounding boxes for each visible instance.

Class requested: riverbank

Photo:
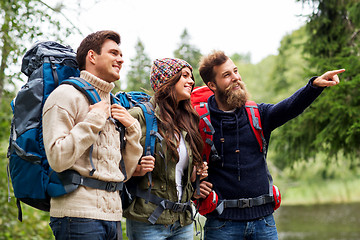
[268,152,360,206]
[280,178,360,205]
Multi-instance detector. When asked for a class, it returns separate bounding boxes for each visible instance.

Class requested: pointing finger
[329,69,345,75]
[325,69,345,79]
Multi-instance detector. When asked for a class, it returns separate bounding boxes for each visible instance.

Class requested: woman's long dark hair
[154,70,203,168]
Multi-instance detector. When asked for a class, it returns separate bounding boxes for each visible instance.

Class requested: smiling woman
[174,67,195,102]
[123,58,208,240]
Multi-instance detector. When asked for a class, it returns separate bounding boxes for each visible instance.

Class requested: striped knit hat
[150,58,192,92]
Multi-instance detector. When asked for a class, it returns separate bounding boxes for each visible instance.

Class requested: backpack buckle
[170,202,187,212]
[238,199,252,208]
[105,182,117,192]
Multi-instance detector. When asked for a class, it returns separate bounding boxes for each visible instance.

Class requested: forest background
[1,0,360,239]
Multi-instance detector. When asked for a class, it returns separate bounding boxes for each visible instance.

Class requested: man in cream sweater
[42,30,142,240]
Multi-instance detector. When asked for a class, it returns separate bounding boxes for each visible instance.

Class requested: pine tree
[174,29,203,86]
[126,38,152,92]
[274,0,360,167]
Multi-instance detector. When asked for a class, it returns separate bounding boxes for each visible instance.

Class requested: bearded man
[196,50,344,240]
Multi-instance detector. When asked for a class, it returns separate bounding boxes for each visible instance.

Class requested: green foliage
[264,26,311,169]
[0,141,54,240]
[0,91,14,140]
[0,2,93,239]
[268,26,310,103]
[125,38,152,92]
[273,0,360,170]
[278,152,360,204]
[0,0,84,146]
[174,29,203,86]
[231,52,251,64]
[0,0,78,87]
[233,53,277,104]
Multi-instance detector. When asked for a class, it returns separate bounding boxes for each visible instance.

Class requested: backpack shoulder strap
[195,102,218,163]
[135,101,160,203]
[244,101,267,153]
[245,101,273,196]
[195,102,221,196]
[60,77,104,176]
[110,92,120,105]
[61,77,101,105]
[109,93,129,181]
[137,102,159,156]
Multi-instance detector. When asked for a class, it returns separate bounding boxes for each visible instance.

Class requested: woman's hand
[191,161,208,182]
[132,155,155,176]
[193,181,213,199]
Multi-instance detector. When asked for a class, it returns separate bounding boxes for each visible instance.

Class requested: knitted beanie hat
[150,58,192,92]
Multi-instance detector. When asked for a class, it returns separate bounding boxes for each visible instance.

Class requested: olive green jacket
[123,98,194,226]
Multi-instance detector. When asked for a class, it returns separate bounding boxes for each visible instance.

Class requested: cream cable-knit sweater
[42,71,142,221]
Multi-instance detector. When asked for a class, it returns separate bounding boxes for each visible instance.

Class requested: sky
[67,0,313,76]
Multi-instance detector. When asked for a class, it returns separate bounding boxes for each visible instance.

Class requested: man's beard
[217,80,249,109]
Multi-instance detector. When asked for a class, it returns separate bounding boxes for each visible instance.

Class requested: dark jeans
[204,214,278,240]
[49,217,122,240]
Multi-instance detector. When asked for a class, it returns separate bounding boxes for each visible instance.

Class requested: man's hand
[132,155,155,176]
[193,180,213,199]
[89,100,110,119]
[111,104,136,128]
[313,69,345,87]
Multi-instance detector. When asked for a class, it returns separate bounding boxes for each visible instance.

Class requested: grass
[279,178,360,206]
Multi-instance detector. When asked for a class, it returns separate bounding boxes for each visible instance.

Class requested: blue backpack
[114,91,159,209]
[6,41,155,221]
[7,41,81,220]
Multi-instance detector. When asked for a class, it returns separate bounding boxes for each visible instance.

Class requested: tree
[0,0,87,139]
[174,29,203,86]
[264,26,311,169]
[232,53,277,104]
[274,0,360,167]
[231,52,251,64]
[0,0,84,102]
[268,26,310,103]
[0,1,90,238]
[125,38,152,92]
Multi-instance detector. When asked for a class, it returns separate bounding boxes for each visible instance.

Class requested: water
[274,202,360,240]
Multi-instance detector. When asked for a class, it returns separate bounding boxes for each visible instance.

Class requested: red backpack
[191,86,281,215]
